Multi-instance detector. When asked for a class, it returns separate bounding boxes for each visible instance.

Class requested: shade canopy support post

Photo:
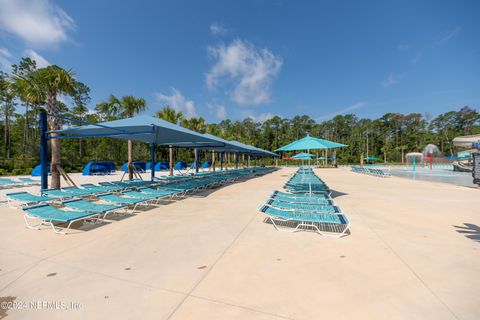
[212,150,215,172]
[194,148,199,174]
[169,146,174,176]
[220,152,224,171]
[150,143,155,181]
[39,110,48,191]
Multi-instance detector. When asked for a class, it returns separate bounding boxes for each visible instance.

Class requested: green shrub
[0,169,8,176]
[24,168,33,175]
[11,168,23,175]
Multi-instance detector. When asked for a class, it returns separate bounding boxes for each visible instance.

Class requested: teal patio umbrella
[291,152,313,169]
[276,134,347,152]
[291,152,313,160]
[276,134,347,166]
[364,157,379,164]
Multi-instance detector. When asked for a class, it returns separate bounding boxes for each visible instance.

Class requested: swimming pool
[372,165,476,188]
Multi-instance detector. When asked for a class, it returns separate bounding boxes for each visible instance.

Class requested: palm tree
[155,106,183,124]
[97,95,146,179]
[155,106,184,176]
[13,65,86,189]
[181,117,206,133]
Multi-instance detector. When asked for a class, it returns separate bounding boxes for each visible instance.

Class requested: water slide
[452,134,480,172]
[453,159,473,172]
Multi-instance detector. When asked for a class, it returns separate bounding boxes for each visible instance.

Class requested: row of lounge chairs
[0,177,39,189]
[351,165,391,178]
[8,167,275,235]
[259,167,350,237]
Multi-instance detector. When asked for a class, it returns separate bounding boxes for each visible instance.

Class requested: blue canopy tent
[82,161,116,175]
[154,161,170,171]
[146,161,170,171]
[174,161,188,170]
[120,161,146,173]
[146,162,157,170]
[32,163,50,177]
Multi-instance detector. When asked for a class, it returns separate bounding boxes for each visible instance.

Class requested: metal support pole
[39,110,48,191]
[254,157,257,167]
[194,148,199,174]
[235,153,239,169]
[212,150,215,172]
[150,143,155,181]
[220,152,224,171]
[169,146,174,176]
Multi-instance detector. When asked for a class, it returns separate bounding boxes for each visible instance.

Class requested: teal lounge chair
[0,178,21,188]
[272,190,330,200]
[42,189,70,199]
[23,204,102,234]
[80,183,119,193]
[97,193,148,212]
[137,187,179,201]
[268,193,333,206]
[265,199,341,213]
[6,192,55,207]
[122,190,160,202]
[18,177,40,185]
[62,199,124,218]
[259,205,350,237]
[62,187,95,196]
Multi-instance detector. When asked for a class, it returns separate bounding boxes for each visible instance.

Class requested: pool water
[375,165,476,188]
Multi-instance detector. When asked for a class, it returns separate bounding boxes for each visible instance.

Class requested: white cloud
[247,112,275,123]
[0,47,13,72]
[436,27,461,45]
[410,50,424,65]
[316,102,366,121]
[155,87,197,119]
[207,102,227,120]
[216,105,227,119]
[210,23,228,36]
[0,0,75,47]
[206,39,283,106]
[397,44,410,51]
[24,49,50,68]
[381,73,403,87]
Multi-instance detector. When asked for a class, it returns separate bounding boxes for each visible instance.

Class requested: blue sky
[0,0,479,122]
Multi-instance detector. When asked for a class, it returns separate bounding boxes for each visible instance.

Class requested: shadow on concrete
[453,223,480,242]
[330,190,348,199]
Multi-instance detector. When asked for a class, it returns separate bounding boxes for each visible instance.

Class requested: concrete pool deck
[0,167,479,319]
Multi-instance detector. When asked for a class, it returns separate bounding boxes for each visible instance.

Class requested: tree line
[1,58,479,180]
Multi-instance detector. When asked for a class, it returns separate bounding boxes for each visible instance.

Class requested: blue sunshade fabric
[52,116,276,157]
[52,116,225,147]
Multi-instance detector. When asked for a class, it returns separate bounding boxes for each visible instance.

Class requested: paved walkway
[0,168,479,319]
